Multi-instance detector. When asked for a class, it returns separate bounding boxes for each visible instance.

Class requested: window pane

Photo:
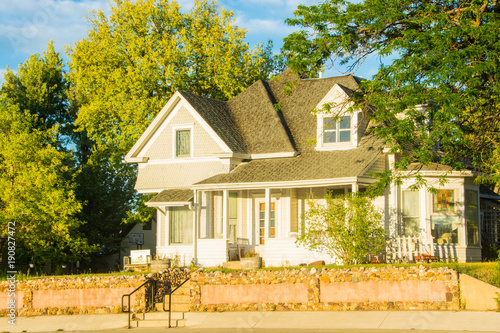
[228,192,237,218]
[402,190,420,236]
[339,116,351,129]
[434,190,454,212]
[403,191,419,217]
[403,218,420,236]
[323,117,336,143]
[323,117,336,128]
[169,207,193,245]
[339,130,350,142]
[431,215,458,244]
[323,130,336,143]
[176,130,190,157]
[465,190,479,246]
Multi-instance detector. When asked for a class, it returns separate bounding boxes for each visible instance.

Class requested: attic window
[175,129,191,157]
[323,116,351,143]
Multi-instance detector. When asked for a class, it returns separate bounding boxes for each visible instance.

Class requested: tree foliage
[67,0,281,233]
[297,194,385,265]
[283,0,500,185]
[1,41,73,145]
[0,99,94,264]
[69,0,279,159]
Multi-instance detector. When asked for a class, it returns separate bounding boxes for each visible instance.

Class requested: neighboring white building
[125,71,489,266]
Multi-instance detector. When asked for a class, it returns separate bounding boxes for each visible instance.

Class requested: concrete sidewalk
[1,311,500,332]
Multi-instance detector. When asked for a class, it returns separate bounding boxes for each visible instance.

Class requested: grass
[437,262,500,288]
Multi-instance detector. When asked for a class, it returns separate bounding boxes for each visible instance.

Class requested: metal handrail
[122,278,155,329]
[162,276,191,328]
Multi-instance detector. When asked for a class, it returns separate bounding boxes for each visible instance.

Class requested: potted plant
[240,250,262,270]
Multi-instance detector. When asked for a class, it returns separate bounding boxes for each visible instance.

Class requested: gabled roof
[179,92,247,154]
[226,80,296,154]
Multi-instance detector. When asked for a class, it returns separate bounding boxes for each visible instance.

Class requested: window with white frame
[465,189,479,246]
[431,189,459,244]
[323,116,351,144]
[175,129,191,157]
[402,190,420,236]
[169,206,193,245]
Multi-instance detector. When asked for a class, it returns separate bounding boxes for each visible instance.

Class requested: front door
[255,200,276,245]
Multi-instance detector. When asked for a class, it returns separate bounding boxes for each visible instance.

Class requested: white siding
[143,105,225,159]
[197,239,228,266]
[135,162,229,191]
[261,238,336,266]
[156,245,194,266]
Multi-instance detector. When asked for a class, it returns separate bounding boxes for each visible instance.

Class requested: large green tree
[69,0,279,159]
[283,0,500,185]
[1,42,136,264]
[0,98,94,265]
[1,41,74,146]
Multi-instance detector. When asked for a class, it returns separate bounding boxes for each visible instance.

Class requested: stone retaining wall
[190,265,460,311]
[0,275,147,316]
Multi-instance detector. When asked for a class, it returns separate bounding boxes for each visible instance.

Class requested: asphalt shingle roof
[179,92,247,154]
[196,132,385,185]
[148,188,193,204]
[181,71,385,186]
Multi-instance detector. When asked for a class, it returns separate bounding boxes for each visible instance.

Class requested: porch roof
[194,131,384,187]
[147,188,193,205]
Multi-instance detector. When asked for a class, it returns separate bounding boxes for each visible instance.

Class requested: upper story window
[175,129,191,157]
[317,113,356,150]
[323,116,351,143]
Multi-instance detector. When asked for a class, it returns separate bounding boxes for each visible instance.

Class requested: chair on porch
[227,238,250,261]
[236,238,250,260]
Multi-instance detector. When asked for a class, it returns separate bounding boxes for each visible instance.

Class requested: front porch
[191,182,371,267]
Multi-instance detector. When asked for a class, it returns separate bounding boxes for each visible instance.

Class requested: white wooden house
[125,71,488,266]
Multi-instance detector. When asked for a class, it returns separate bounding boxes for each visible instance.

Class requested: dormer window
[317,113,356,150]
[323,116,351,143]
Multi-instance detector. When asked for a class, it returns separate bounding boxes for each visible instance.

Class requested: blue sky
[0,0,384,82]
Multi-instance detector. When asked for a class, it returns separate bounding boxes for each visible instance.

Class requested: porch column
[265,188,271,238]
[387,154,398,236]
[352,183,358,193]
[223,189,228,240]
[193,190,198,264]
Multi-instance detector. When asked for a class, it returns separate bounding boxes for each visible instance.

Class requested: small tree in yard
[297,194,385,265]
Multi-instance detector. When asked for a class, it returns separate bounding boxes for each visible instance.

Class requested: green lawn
[432,262,500,288]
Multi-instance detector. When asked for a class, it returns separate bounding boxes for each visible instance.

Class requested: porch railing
[385,236,435,263]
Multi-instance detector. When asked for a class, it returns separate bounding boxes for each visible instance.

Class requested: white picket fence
[385,236,435,263]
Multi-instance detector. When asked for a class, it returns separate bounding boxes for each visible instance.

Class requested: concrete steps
[131,279,192,327]
[133,311,186,328]
[154,281,191,312]
[222,261,242,269]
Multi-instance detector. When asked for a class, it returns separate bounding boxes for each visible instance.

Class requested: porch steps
[133,311,186,328]
[155,281,192,312]
[222,261,242,269]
